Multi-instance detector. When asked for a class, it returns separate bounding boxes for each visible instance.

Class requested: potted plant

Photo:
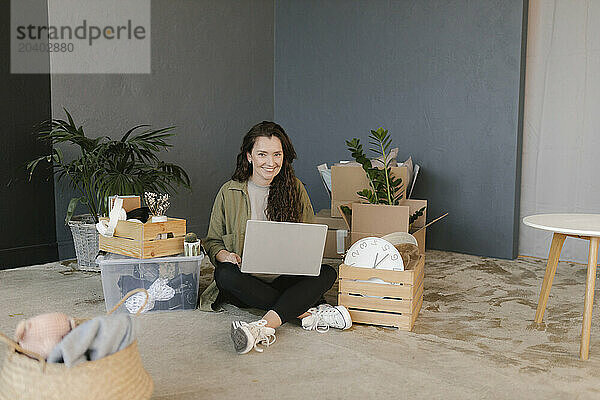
[344,127,425,228]
[27,108,191,270]
[346,127,404,206]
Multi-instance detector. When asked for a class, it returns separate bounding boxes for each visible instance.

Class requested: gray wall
[1,0,57,269]
[49,0,527,260]
[52,0,274,258]
[275,0,527,259]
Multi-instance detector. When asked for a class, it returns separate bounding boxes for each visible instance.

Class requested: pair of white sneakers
[230,304,352,354]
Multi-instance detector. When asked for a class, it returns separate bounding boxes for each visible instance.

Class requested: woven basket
[68,214,100,272]
[0,289,153,400]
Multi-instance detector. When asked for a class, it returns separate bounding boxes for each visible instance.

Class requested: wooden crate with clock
[338,254,425,331]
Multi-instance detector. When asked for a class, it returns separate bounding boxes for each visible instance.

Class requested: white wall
[519,0,600,263]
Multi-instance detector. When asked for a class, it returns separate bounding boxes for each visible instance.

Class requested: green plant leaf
[357,189,378,204]
[64,107,75,127]
[340,205,352,219]
[26,155,47,181]
[346,126,402,205]
[27,108,191,221]
[121,124,151,142]
[409,206,426,225]
[65,197,81,224]
[53,147,63,164]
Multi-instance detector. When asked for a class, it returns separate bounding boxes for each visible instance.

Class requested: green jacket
[199,178,315,311]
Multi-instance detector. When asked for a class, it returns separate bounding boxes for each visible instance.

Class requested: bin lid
[96,252,204,265]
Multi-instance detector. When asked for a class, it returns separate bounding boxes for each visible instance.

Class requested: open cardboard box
[312,209,350,259]
[330,164,409,217]
[338,199,428,253]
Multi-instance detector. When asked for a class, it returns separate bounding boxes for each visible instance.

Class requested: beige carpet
[2,250,600,399]
[415,251,600,375]
[198,250,600,374]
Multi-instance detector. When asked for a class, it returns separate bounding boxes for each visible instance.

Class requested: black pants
[213,261,337,323]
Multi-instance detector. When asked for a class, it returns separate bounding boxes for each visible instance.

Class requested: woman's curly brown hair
[232,121,302,222]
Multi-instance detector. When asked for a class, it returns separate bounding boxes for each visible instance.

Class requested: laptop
[241,220,328,276]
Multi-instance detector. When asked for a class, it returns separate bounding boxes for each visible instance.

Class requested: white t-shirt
[247,179,279,282]
[247,179,269,221]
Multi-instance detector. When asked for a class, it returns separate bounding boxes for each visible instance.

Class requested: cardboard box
[339,199,428,253]
[312,209,349,259]
[314,209,347,230]
[330,164,409,217]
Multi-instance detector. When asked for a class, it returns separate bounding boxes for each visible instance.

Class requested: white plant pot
[184,241,202,256]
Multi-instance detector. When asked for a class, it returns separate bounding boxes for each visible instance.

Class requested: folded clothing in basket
[47,314,134,367]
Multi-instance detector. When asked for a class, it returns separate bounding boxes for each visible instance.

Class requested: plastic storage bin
[98,253,203,314]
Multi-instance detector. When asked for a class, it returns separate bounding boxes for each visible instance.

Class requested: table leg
[580,237,599,360]
[534,233,566,323]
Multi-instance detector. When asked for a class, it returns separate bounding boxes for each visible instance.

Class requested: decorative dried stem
[144,192,170,217]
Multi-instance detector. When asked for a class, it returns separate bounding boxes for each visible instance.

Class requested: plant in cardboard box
[345,127,426,224]
[27,108,191,270]
[346,127,404,205]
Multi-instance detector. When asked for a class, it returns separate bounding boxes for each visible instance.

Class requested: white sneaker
[302,304,352,333]
[230,319,276,354]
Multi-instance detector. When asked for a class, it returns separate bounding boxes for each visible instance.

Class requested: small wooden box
[338,255,424,331]
[98,218,186,259]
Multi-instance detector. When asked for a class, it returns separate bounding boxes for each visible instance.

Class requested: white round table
[523,214,600,360]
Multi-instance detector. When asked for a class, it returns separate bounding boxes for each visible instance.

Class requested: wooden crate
[338,255,424,331]
[98,217,186,259]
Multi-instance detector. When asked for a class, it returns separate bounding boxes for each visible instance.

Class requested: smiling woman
[247,136,283,186]
[201,121,352,355]
[230,121,302,222]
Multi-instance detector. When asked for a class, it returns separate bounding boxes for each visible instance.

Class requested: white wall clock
[344,236,404,271]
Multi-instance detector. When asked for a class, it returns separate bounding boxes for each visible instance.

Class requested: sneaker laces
[124,277,175,314]
[302,307,333,333]
[246,320,276,352]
